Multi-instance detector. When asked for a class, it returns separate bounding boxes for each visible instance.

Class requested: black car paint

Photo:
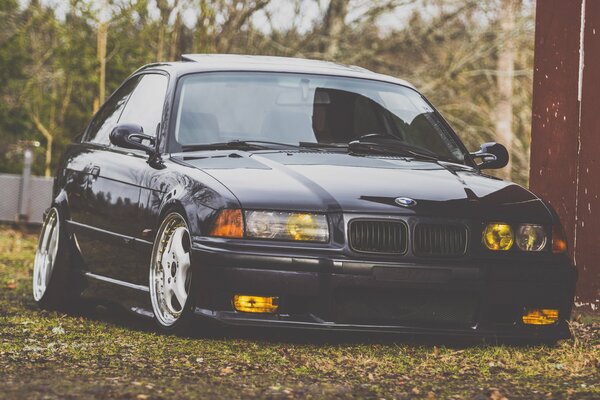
[51,60,576,340]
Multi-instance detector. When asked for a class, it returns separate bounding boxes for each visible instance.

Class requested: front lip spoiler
[194,308,571,342]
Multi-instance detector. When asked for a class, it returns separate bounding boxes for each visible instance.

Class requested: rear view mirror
[470,142,509,169]
[109,123,156,155]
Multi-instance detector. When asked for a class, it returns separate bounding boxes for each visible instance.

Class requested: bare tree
[320,0,349,59]
[495,0,520,179]
[214,0,271,53]
[94,0,110,112]
[156,0,175,60]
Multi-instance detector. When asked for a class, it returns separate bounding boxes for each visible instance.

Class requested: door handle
[90,166,100,180]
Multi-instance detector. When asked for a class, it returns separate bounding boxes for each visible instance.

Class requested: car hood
[179,150,551,221]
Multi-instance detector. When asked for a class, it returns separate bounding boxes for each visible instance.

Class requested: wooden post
[574,0,600,311]
[530,0,600,312]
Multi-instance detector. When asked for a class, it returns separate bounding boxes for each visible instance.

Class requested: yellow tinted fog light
[483,223,514,250]
[233,295,279,313]
[522,309,559,325]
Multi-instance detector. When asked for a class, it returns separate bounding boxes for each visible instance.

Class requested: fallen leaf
[220,366,233,375]
[487,388,508,400]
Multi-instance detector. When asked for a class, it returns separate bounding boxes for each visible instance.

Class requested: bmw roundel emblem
[394,197,417,207]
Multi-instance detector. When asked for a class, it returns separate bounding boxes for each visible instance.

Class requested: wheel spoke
[171,228,188,257]
[48,223,59,263]
[40,219,52,251]
[178,252,191,275]
[173,280,187,309]
[43,257,52,284]
[37,256,46,290]
[163,286,177,313]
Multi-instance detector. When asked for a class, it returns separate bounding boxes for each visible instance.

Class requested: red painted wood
[529,0,581,264]
[530,0,600,310]
[575,0,600,310]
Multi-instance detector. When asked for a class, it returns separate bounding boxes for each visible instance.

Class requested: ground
[0,227,598,400]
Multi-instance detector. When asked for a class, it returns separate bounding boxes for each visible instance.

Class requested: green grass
[0,226,598,399]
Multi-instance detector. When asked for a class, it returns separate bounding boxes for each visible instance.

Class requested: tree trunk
[321,0,349,59]
[156,0,173,61]
[95,1,108,112]
[31,113,53,177]
[495,0,519,179]
[169,11,182,61]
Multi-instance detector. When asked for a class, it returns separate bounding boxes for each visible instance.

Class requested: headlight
[245,210,329,242]
[482,223,514,250]
[516,224,547,251]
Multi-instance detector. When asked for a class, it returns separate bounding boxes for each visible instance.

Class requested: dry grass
[0,226,598,399]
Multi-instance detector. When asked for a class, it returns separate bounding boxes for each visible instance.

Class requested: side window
[84,76,141,144]
[118,74,168,137]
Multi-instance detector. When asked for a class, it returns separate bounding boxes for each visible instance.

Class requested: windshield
[173,72,467,163]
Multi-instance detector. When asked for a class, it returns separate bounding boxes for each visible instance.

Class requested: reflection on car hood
[180,150,551,221]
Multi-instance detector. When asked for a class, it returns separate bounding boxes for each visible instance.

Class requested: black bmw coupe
[33,54,576,341]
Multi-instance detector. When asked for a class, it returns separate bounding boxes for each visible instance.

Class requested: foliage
[0,226,599,398]
[0,0,534,184]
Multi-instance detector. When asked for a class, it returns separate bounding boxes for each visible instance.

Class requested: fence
[0,147,53,225]
[0,173,53,225]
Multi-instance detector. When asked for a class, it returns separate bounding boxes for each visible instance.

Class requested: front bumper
[190,240,577,341]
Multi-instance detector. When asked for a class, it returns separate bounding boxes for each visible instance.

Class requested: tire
[149,211,195,333]
[32,207,77,310]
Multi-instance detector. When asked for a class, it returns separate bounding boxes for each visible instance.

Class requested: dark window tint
[119,74,168,137]
[84,76,141,145]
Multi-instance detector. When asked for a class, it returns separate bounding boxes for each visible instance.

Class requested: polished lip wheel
[150,213,192,327]
[33,208,60,302]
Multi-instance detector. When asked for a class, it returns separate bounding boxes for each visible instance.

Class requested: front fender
[152,172,240,238]
[50,189,71,221]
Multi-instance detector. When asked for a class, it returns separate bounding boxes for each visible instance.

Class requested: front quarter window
[173,72,467,163]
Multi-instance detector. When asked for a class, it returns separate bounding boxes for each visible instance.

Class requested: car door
[66,76,142,280]
[111,72,170,285]
[71,73,168,284]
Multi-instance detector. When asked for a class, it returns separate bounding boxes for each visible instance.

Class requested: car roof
[140,54,416,89]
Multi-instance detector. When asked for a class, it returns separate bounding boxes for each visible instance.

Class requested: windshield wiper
[182,140,300,152]
[348,134,440,161]
[299,142,349,150]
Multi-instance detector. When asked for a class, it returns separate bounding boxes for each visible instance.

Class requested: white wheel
[149,212,193,327]
[33,208,60,302]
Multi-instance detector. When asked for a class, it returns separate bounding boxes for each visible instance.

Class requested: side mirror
[470,142,509,170]
[109,123,156,155]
